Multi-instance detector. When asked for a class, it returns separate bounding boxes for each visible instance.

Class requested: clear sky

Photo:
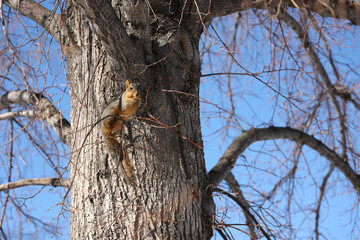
[200,12,360,240]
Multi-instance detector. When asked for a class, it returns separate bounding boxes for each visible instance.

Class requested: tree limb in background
[276,8,348,159]
[0,119,13,240]
[212,187,272,240]
[208,127,360,195]
[0,91,72,146]
[13,119,63,177]
[0,178,70,191]
[203,0,360,25]
[0,110,36,120]
[225,172,258,239]
[315,164,335,240]
[2,0,62,42]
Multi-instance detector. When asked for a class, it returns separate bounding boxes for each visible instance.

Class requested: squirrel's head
[125,80,139,98]
[123,80,141,101]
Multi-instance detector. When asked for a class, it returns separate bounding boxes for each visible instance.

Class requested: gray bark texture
[61,1,214,239]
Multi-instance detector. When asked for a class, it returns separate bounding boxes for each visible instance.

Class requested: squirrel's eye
[129,87,133,90]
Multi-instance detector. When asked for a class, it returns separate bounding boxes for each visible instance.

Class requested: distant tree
[1,1,360,239]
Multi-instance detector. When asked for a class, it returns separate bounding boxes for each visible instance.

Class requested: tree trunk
[63,1,214,239]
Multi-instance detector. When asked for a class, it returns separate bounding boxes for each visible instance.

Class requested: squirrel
[101,80,141,184]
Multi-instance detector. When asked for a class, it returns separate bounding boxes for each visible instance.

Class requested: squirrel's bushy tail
[105,137,136,185]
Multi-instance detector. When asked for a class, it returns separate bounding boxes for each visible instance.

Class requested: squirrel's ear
[125,80,130,89]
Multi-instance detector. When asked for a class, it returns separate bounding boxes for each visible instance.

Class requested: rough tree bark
[62,1,214,239]
[2,0,217,238]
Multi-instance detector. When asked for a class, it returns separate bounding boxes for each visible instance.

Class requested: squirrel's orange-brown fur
[101,80,141,184]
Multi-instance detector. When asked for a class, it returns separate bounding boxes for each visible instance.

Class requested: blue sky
[199,11,360,239]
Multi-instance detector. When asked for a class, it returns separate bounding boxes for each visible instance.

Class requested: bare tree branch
[0,110,36,120]
[202,0,360,25]
[208,127,360,196]
[0,91,72,146]
[2,0,62,42]
[0,178,70,191]
[14,119,63,177]
[315,164,335,240]
[0,119,13,238]
[225,172,258,239]
[277,8,348,159]
[212,187,272,240]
